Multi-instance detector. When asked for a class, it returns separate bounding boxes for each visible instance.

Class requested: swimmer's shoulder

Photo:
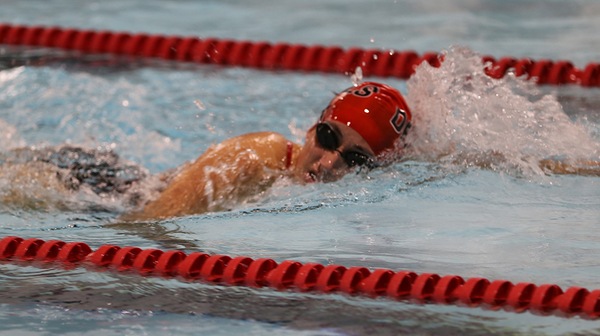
[225,131,289,145]
[218,132,300,170]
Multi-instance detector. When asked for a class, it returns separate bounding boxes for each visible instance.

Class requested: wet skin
[123,120,376,221]
[293,120,376,183]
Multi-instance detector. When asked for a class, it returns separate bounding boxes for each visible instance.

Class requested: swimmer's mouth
[305,171,318,183]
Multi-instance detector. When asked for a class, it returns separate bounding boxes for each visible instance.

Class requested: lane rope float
[1,236,599,319]
[0,23,599,87]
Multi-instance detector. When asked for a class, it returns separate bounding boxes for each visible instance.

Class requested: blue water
[1,1,600,335]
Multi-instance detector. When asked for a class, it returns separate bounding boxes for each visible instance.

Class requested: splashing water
[351,66,363,86]
[405,46,600,176]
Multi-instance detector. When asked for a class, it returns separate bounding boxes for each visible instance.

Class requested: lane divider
[1,23,599,87]
[1,236,598,319]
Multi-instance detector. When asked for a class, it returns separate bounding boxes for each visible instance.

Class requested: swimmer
[121,81,412,220]
[1,81,598,220]
[122,81,600,221]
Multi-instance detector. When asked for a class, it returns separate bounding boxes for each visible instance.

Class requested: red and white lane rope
[1,23,599,87]
[1,236,598,319]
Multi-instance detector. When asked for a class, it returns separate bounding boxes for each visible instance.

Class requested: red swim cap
[319,82,412,156]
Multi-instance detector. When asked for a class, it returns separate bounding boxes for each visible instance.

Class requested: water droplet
[194,99,206,110]
[351,67,363,85]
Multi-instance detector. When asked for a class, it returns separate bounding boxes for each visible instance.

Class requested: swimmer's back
[0,145,150,211]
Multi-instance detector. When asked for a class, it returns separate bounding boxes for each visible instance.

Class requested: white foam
[0,119,25,151]
[405,46,600,176]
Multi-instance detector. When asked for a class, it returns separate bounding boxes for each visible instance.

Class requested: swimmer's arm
[121,132,293,221]
[539,159,600,177]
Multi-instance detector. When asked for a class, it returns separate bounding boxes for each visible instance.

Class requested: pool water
[1,1,600,335]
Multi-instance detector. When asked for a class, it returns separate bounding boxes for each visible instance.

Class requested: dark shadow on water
[0,266,559,336]
[0,45,215,75]
[104,219,204,251]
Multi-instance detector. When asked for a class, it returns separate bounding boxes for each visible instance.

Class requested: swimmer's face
[293,120,376,183]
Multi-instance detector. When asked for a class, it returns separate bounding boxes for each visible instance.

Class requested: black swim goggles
[315,122,378,169]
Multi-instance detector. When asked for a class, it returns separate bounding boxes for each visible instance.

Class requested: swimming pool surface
[1,1,600,335]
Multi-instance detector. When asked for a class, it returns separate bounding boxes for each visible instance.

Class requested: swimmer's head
[294,82,412,183]
[319,81,412,156]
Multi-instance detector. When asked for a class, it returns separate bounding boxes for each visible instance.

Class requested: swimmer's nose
[317,151,341,169]
[312,151,346,180]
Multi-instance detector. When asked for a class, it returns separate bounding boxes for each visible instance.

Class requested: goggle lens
[315,123,376,168]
